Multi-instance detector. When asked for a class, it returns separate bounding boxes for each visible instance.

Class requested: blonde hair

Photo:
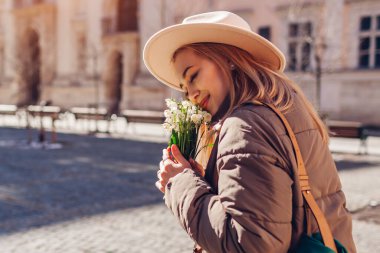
[173,43,329,167]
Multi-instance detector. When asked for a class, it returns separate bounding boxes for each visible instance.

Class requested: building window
[358,15,380,68]
[77,33,87,75]
[117,0,138,32]
[0,45,4,84]
[360,16,371,31]
[14,0,45,8]
[258,26,271,41]
[287,21,313,71]
[14,0,24,8]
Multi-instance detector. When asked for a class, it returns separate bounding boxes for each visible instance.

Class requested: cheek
[209,81,228,114]
[215,89,227,106]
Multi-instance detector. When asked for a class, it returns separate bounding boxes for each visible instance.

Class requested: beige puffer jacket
[164,95,356,253]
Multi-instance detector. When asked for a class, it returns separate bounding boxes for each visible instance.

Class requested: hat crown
[182,11,251,31]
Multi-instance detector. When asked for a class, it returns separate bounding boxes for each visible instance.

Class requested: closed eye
[190,71,198,83]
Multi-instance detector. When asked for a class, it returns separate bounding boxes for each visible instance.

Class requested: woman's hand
[156,144,191,193]
[156,144,205,193]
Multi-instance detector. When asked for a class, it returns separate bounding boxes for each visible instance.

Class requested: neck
[211,95,230,123]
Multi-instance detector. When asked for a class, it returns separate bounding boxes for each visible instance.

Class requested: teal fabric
[296,233,348,253]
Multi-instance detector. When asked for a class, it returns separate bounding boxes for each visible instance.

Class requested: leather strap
[255,101,338,253]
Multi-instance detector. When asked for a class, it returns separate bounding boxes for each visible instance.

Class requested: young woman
[143,11,356,253]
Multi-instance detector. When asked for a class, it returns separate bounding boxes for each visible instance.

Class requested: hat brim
[143,23,286,92]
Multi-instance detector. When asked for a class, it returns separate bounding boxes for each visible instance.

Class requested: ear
[228,61,236,70]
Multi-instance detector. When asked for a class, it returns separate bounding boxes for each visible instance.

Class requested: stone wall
[322,71,380,124]
[292,71,380,124]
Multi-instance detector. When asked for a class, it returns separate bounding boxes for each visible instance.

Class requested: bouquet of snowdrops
[162,98,212,160]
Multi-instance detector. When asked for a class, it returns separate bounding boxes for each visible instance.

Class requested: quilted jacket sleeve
[164,107,294,253]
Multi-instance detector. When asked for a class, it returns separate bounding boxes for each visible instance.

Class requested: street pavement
[0,121,379,252]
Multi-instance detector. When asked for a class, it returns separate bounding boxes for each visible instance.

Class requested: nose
[187,86,200,103]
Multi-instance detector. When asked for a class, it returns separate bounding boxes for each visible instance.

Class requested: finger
[171,144,188,165]
[159,161,165,170]
[162,148,170,160]
[159,169,169,181]
[167,147,174,160]
[160,158,174,171]
[155,181,164,193]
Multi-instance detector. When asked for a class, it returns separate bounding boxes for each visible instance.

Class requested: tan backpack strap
[256,101,337,253]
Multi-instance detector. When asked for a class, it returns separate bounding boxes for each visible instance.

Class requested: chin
[209,107,216,116]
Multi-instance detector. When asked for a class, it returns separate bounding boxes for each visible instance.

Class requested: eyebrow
[179,65,193,91]
[182,65,193,79]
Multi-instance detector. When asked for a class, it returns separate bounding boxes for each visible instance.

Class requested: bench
[70,107,114,133]
[121,110,165,133]
[0,104,18,115]
[327,120,363,139]
[26,105,62,143]
[361,125,380,139]
[0,104,19,126]
[327,120,380,154]
[71,107,109,120]
[122,110,165,124]
[27,105,61,120]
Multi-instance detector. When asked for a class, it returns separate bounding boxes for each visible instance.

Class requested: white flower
[190,105,197,114]
[190,114,198,124]
[162,122,172,132]
[181,100,192,109]
[163,98,213,159]
[177,111,185,121]
[164,109,172,118]
[191,114,203,124]
[165,118,173,126]
[171,108,180,115]
[202,112,212,123]
[165,98,178,110]
[165,98,172,107]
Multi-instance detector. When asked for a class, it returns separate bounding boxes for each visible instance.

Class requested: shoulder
[221,94,319,139]
[217,103,286,160]
[220,103,285,141]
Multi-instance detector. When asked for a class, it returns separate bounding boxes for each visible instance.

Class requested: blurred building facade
[0,0,379,123]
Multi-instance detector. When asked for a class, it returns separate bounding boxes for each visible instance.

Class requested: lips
[199,95,210,110]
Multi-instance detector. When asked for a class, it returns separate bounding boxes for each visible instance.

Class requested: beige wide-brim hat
[143,11,286,92]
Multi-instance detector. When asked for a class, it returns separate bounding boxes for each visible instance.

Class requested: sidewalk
[1,113,380,154]
[0,116,379,252]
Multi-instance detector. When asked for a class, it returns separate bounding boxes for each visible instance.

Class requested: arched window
[17,28,41,106]
[117,0,137,32]
[77,33,87,74]
[14,0,25,8]
[14,0,45,8]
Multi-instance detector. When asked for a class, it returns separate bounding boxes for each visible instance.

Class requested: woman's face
[173,48,229,116]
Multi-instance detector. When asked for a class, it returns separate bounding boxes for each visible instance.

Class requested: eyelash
[190,72,198,83]
[183,71,199,98]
